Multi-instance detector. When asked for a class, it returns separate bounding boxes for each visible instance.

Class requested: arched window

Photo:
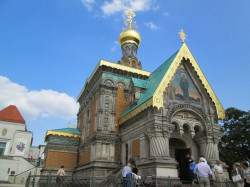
[132,61,136,68]
[194,125,201,133]
[124,60,128,66]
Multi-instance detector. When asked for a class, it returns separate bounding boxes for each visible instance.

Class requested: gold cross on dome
[179,29,186,43]
[125,9,136,28]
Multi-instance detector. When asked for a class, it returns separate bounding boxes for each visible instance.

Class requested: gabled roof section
[119,43,225,124]
[120,51,178,120]
[77,59,151,102]
[45,128,81,141]
[0,105,25,124]
[131,78,149,89]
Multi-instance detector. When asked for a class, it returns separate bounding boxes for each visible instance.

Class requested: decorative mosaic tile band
[49,137,79,146]
[102,73,130,85]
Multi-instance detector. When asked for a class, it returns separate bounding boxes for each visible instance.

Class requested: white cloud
[81,0,95,11]
[111,46,117,52]
[111,41,119,52]
[101,0,152,15]
[145,21,159,30]
[0,76,79,121]
[152,5,159,11]
[163,11,169,16]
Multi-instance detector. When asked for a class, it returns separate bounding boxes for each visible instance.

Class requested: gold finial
[119,9,141,46]
[179,29,186,43]
[124,9,137,29]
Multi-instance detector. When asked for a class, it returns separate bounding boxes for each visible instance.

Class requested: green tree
[218,107,250,172]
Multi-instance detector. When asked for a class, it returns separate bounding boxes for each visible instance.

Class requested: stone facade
[71,55,221,179]
[43,57,223,180]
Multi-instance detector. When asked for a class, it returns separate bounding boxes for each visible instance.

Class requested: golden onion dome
[118,28,141,46]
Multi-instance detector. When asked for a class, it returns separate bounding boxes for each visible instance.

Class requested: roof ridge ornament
[123,9,138,30]
[179,29,187,43]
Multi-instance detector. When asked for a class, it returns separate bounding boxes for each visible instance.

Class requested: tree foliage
[218,107,250,169]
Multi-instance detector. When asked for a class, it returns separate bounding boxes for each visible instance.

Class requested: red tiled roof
[0,105,25,124]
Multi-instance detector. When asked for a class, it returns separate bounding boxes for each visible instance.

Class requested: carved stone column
[213,142,219,160]
[189,125,195,138]
[97,92,104,130]
[204,140,216,159]
[81,110,87,141]
[94,92,100,132]
[163,132,170,157]
[213,134,221,160]
[147,131,169,157]
[110,93,116,132]
[197,135,217,161]
[140,134,150,159]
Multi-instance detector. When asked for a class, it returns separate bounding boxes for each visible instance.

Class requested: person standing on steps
[213,160,227,187]
[56,166,66,187]
[122,159,136,187]
[194,157,212,187]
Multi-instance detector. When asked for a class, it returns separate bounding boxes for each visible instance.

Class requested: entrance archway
[169,138,190,179]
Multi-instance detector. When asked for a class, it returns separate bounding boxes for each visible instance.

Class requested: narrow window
[105,96,109,101]
[104,118,108,123]
[0,142,6,156]
[132,61,136,68]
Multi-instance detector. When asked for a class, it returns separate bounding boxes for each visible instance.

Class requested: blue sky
[0,0,249,146]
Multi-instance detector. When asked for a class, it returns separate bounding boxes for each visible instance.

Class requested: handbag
[232,168,242,183]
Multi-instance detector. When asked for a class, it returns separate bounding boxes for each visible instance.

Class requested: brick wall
[115,83,130,134]
[132,139,140,158]
[79,115,84,133]
[114,144,122,162]
[79,147,91,165]
[45,151,77,169]
[89,97,96,137]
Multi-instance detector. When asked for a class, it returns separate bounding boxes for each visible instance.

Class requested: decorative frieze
[46,144,78,153]
[49,137,79,146]
[166,104,213,132]
[102,72,130,86]
[80,132,119,150]
[167,104,209,123]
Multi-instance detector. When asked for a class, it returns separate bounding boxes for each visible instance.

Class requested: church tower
[118,9,142,69]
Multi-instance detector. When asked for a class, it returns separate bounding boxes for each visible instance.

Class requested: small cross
[125,9,135,21]
[179,29,187,43]
[125,9,136,28]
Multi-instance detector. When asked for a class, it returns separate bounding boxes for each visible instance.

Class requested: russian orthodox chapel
[43,9,225,179]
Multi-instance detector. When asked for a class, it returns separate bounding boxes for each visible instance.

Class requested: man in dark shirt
[182,153,193,183]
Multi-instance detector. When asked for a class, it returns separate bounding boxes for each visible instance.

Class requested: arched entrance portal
[169,138,190,178]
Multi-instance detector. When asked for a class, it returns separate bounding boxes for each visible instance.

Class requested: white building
[0,105,44,183]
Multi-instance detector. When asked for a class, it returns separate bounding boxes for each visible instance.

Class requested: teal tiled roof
[121,51,179,118]
[131,78,149,89]
[50,128,81,135]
